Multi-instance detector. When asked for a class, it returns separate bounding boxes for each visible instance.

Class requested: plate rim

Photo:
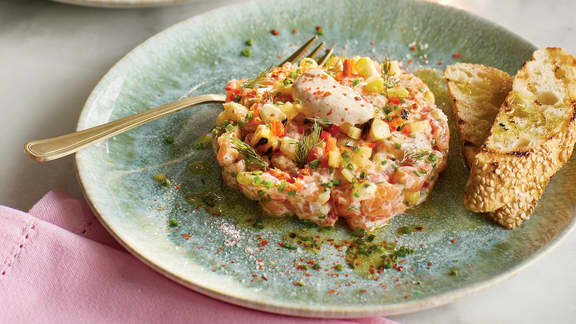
[74,0,575,317]
[50,0,195,8]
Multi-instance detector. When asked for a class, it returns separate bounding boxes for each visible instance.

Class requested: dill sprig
[242,65,274,89]
[304,117,334,127]
[382,58,399,88]
[401,149,430,164]
[230,138,268,169]
[296,121,323,168]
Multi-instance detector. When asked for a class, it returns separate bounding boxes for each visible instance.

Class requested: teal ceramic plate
[75,0,576,317]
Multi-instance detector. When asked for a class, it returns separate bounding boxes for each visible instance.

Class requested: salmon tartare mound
[211,55,449,230]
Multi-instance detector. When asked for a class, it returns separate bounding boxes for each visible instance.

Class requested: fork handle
[25,94,226,162]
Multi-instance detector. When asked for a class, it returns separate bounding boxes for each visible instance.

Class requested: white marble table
[1,0,575,322]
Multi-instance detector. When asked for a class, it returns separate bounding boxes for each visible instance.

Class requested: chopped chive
[309,159,320,169]
[241,47,252,57]
[278,181,287,192]
[164,136,174,144]
[153,174,170,186]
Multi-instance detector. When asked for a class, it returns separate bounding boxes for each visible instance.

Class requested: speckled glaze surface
[75,0,576,317]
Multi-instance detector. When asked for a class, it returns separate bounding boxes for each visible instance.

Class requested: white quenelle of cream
[293,69,375,125]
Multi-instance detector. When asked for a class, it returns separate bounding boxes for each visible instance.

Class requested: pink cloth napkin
[0,190,399,324]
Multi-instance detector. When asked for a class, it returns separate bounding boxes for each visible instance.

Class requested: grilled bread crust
[444,63,513,167]
[463,48,576,228]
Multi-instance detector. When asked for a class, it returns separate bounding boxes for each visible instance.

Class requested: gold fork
[25,36,334,162]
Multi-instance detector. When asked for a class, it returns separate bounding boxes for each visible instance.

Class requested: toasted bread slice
[444,64,540,228]
[444,63,513,166]
[464,48,576,228]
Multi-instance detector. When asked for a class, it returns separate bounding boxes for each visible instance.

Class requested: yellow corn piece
[365,76,384,93]
[341,169,355,183]
[354,57,378,78]
[406,120,431,134]
[351,146,372,168]
[387,86,410,98]
[340,122,362,139]
[236,172,252,186]
[405,191,420,206]
[328,150,341,168]
[424,91,435,104]
[367,118,391,141]
[279,138,298,160]
[317,191,331,204]
[278,102,301,120]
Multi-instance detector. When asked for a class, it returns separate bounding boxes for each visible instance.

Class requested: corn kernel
[387,86,410,98]
[216,111,228,126]
[406,120,431,134]
[236,172,252,186]
[354,57,378,78]
[260,103,287,123]
[424,91,435,104]
[367,118,391,141]
[340,122,362,139]
[351,146,372,168]
[317,191,331,204]
[280,138,298,160]
[365,76,384,93]
[405,191,420,206]
[299,57,318,69]
[328,150,341,168]
[341,169,355,183]
[278,102,301,120]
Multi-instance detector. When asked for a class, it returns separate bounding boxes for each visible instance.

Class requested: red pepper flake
[370,41,375,46]
[315,25,322,31]
[175,185,180,189]
[328,289,336,295]
[400,26,405,32]
[437,61,443,65]
[327,108,333,116]
[410,45,417,51]
[404,295,410,300]
[289,233,297,238]
[359,289,367,293]
[271,29,279,36]
[354,96,361,101]
[451,238,457,244]
[292,28,298,34]
[409,267,415,271]
[258,239,269,247]
[452,52,461,58]
[181,233,191,240]
[389,98,401,105]
[396,283,402,287]
[397,266,405,272]
[427,261,433,267]
[252,274,258,278]
[277,55,283,59]
[407,59,413,65]
[261,274,268,281]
